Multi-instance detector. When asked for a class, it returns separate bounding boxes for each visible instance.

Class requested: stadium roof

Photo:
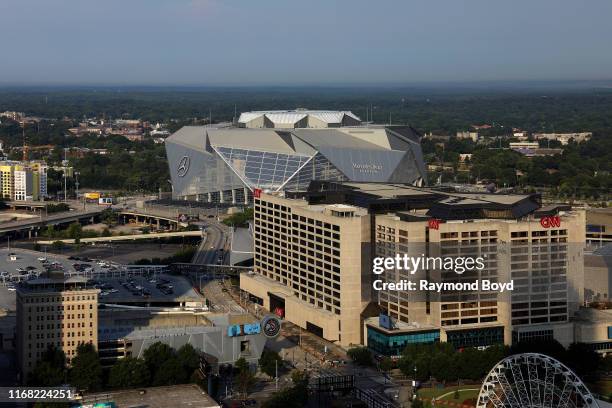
[237,109,361,128]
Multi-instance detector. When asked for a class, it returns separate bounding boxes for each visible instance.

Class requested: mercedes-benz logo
[177,155,190,177]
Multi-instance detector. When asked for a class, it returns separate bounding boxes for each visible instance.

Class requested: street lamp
[74,171,80,201]
[413,365,417,400]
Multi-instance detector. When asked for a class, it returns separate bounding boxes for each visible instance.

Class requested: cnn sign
[253,188,262,198]
[540,216,561,228]
[428,219,442,230]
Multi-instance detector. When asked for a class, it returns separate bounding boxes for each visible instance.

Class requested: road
[36,230,203,244]
[0,205,104,234]
[192,223,225,264]
[190,222,245,313]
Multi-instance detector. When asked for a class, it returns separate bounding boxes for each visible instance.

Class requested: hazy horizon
[2,0,612,86]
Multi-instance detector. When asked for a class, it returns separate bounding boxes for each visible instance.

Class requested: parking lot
[0,248,119,284]
[0,248,204,310]
[94,273,202,305]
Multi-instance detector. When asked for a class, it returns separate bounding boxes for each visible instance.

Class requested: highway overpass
[0,207,105,236]
[36,230,204,244]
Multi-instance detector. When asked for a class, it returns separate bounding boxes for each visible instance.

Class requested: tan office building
[16,274,99,382]
[374,206,585,349]
[240,192,372,347]
[242,181,586,354]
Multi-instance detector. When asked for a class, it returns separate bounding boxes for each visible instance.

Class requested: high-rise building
[241,192,372,346]
[372,201,584,353]
[0,160,48,201]
[16,273,99,382]
[240,181,585,354]
[0,162,17,199]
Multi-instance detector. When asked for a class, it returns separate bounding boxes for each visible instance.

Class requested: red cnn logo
[428,219,441,230]
[540,216,561,228]
[253,188,262,198]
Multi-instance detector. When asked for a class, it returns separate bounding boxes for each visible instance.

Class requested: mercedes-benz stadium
[165,124,427,203]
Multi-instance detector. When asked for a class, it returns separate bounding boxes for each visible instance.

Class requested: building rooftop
[229,226,254,266]
[593,244,612,258]
[286,181,547,221]
[81,384,220,408]
[574,307,612,323]
[237,109,361,128]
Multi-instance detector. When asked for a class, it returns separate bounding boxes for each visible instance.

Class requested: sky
[1,0,612,86]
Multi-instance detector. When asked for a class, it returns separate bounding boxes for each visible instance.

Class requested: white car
[37,257,47,262]
[7,286,16,291]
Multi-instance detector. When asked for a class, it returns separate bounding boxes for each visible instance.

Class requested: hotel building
[241,192,372,346]
[240,181,586,354]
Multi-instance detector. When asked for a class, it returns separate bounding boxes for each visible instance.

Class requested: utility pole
[62,148,68,202]
[74,171,80,200]
[275,359,278,391]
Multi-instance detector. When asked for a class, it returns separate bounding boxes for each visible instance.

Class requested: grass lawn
[587,379,612,399]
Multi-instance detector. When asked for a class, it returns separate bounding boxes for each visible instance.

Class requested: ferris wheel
[477,353,600,408]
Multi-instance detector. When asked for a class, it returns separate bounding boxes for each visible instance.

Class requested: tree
[566,343,601,377]
[152,357,184,386]
[28,345,67,386]
[379,356,393,374]
[262,377,309,408]
[234,358,256,398]
[347,347,373,366]
[223,208,254,228]
[100,208,118,226]
[45,225,56,238]
[69,343,102,391]
[108,357,150,389]
[66,222,83,240]
[291,369,309,386]
[176,343,200,379]
[52,240,65,251]
[258,350,282,379]
[234,357,250,374]
[143,342,175,376]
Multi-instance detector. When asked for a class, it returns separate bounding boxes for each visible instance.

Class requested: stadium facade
[165,121,427,203]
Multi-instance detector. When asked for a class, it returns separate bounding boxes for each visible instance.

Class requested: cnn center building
[165,112,427,203]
